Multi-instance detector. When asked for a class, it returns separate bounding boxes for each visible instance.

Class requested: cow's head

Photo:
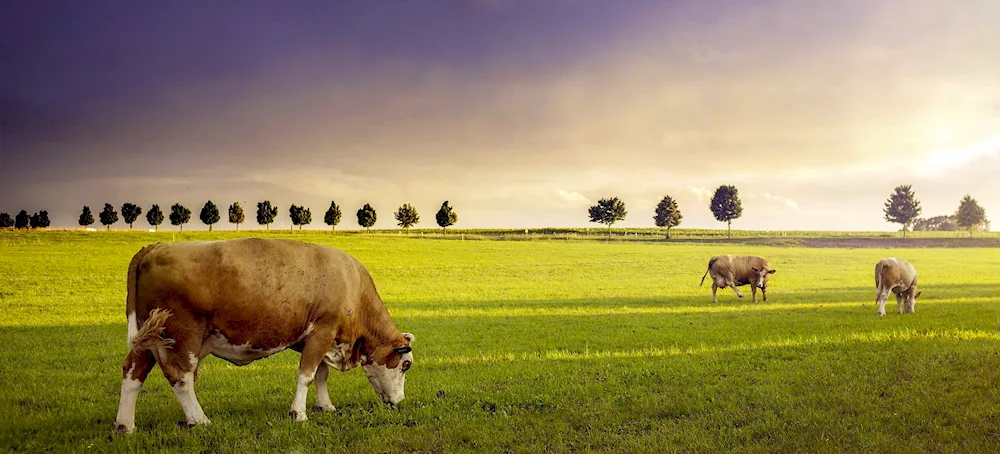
[904,290,921,313]
[751,267,776,289]
[360,332,414,406]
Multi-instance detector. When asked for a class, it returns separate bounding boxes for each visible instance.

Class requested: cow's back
[135,238,368,347]
[875,257,917,292]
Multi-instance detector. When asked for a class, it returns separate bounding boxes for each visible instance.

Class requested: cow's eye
[401,360,412,372]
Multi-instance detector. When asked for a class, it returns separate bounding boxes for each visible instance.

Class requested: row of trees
[1,200,460,232]
[585,184,990,239]
[882,185,988,237]
[587,185,739,239]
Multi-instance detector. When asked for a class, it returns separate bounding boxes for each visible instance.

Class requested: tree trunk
[902,225,906,239]
[299,225,303,230]
[665,227,671,240]
[236,223,239,232]
[129,223,132,231]
[607,224,612,240]
[180,225,184,232]
[727,220,731,239]
[154,225,158,232]
[209,224,213,232]
[266,224,269,231]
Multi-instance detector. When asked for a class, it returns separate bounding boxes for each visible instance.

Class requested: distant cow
[114,239,415,433]
[874,257,921,316]
[699,254,776,303]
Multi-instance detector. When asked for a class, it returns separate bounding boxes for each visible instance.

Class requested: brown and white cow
[114,238,414,433]
[874,257,921,316]
[699,254,776,303]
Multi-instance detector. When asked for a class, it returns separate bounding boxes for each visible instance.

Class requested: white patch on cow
[202,331,288,366]
[290,372,315,422]
[314,364,335,412]
[114,365,142,433]
[171,372,210,426]
[363,351,412,405]
[322,343,353,372]
[126,312,138,348]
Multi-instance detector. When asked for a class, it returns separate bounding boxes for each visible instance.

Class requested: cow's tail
[874,260,883,290]
[126,244,173,352]
[699,258,718,286]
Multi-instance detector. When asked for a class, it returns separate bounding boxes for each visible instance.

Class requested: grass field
[2,231,1000,452]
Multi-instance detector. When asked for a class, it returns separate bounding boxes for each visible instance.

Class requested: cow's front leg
[761,288,767,302]
[291,330,335,421]
[314,362,336,412]
[896,293,903,314]
[751,286,758,303]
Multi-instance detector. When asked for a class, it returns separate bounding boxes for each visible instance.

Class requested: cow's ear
[350,337,367,365]
[403,332,415,343]
[768,269,776,274]
[752,267,759,273]
[914,291,921,299]
[394,346,412,355]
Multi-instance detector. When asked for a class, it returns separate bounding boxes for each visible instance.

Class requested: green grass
[2,231,1000,452]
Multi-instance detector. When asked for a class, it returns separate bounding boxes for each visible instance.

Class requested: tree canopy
[357,204,377,231]
[256,201,278,230]
[14,210,29,229]
[0,213,14,228]
[200,201,221,231]
[146,205,164,231]
[436,201,458,232]
[588,197,628,238]
[99,203,119,230]
[710,185,743,239]
[394,204,420,232]
[29,211,50,228]
[883,185,921,238]
[955,195,987,237]
[324,201,342,230]
[228,202,245,231]
[170,203,192,231]
[653,195,683,239]
[289,204,312,230]
[78,206,95,227]
[121,203,142,230]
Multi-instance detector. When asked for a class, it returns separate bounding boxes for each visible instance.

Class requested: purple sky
[2,0,999,230]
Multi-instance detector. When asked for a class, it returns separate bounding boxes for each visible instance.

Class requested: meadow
[2,230,999,453]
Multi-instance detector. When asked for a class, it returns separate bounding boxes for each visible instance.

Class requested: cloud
[761,193,799,210]
[689,187,713,203]
[556,189,592,206]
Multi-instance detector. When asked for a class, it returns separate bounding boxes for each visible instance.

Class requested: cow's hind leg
[876,290,890,316]
[896,293,903,314]
[115,349,156,433]
[291,329,336,421]
[155,323,210,427]
[711,283,719,303]
[314,362,336,412]
[727,274,743,299]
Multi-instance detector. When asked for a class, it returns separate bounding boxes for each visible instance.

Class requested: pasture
[2,231,1000,452]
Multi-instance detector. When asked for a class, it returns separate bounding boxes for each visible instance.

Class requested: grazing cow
[874,257,921,316]
[114,238,414,434]
[699,254,776,303]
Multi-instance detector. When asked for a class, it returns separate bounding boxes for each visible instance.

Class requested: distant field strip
[392,297,997,318]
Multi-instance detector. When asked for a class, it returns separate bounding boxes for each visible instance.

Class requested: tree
[435,201,458,233]
[78,206,95,228]
[200,201,221,231]
[121,203,142,230]
[14,210,29,229]
[883,185,921,238]
[29,211,50,228]
[588,197,628,239]
[955,195,987,237]
[170,203,192,231]
[289,204,312,230]
[228,202,245,231]
[653,195,683,239]
[0,213,13,228]
[324,201,342,231]
[394,204,420,232]
[912,215,957,232]
[710,185,743,239]
[256,201,278,230]
[146,204,164,231]
[357,204,377,232]
[99,203,119,230]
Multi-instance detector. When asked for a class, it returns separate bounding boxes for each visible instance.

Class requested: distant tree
[15,210,29,229]
[120,203,142,230]
[955,195,987,237]
[228,202,245,231]
[200,201,221,231]
[357,203,377,232]
[0,213,14,228]
[256,201,278,230]
[29,211,50,228]
[912,215,957,232]
[169,203,192,231]
[394,204,420,232]
[289,204,312,230]
[653,195,683,239]
[78,206,95,228]
[146,204,164,231]
[99,203,119,230]
[435,201,458,233]
[709,185,743,239]
[883,185,921,238]
[324,201,342,231]
[588,197,628,239]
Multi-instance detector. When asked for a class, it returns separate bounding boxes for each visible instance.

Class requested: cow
[114,238,415,434]
[874,257,921,316]
[699,254,776,303]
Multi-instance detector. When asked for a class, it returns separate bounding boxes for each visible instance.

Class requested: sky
[1,0,999,231]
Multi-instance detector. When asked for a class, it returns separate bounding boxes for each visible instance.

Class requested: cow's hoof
[314,404,337,413]
[290,410,308,422]
[877,312,885,317]
[179,418,211,428]
[114,423,134,434]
